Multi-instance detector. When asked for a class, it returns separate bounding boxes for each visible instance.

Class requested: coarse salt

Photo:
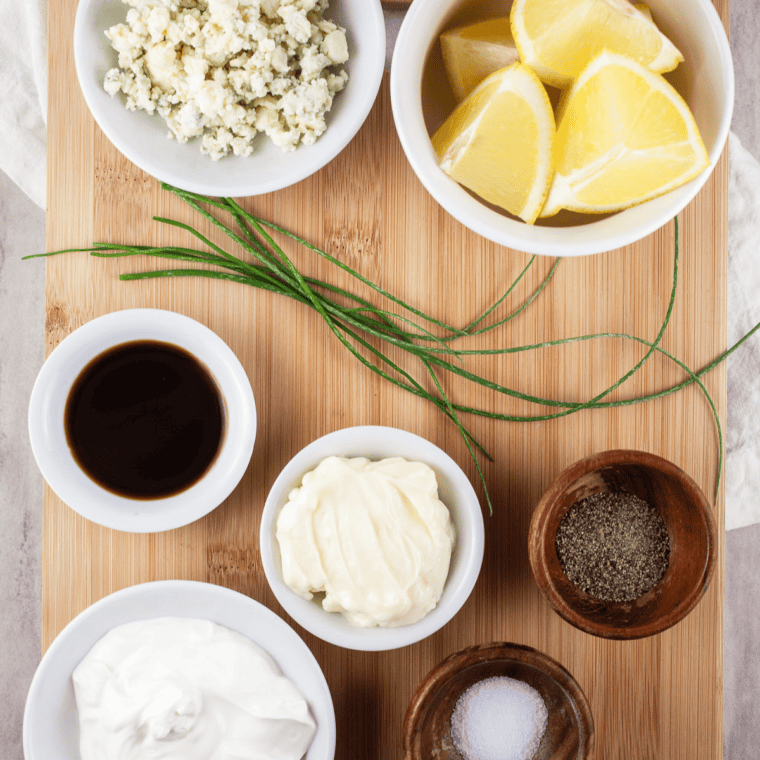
[450,676,548,760]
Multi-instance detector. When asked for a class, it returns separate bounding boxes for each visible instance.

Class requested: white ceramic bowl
[260,426,485,651]
[23,580,336,760]
[28,309,256,533]
[73,0,385,196]
[391,0,734,256]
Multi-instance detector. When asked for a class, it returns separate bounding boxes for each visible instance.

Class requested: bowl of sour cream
[23,581,336,760]
[259,426,486,651]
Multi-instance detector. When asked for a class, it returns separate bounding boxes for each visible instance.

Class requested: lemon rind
[510,0,570,88]
[498,64,555,223]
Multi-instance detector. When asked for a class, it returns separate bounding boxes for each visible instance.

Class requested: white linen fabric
[0,0,47,209]
[2,3,759,528]
[726,132,760,530]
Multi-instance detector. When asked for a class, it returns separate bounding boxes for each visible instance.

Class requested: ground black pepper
[555,491,670,602]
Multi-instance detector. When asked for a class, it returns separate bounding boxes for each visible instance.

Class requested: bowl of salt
[403,642,593,760]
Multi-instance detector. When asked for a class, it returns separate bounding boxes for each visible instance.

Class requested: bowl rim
[402,641,595,760]
[22,580,336,760]
[73,0,386,197]
[527,449,717,639]
[389,0,735,257]
[27,308,256,533]
[259,425,485,651]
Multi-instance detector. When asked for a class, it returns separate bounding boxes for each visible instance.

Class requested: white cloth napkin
[726,133,760,530]
[0,0,47,209]
[3,3,759,529]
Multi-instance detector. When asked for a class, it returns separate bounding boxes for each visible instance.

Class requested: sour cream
[275,456,455,627]
[72,618,317,760]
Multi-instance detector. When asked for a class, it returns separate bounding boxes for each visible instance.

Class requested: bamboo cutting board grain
[45,2,727,758]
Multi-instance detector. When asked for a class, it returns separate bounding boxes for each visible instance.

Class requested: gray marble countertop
[2,4,759,758]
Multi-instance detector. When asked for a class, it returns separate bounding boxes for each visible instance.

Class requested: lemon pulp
[432,63,555,225]
[440,18,519,101]
[541,51,709,216]
[510,0,683,88]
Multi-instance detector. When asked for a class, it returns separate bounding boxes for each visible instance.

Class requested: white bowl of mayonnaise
[260,426,485,651]
[23,580,336,760]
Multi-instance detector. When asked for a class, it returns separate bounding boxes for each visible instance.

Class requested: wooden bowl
[403,642,594,760]
[528,450,717,640]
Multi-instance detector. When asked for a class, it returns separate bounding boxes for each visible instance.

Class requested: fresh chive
[29,184,758,511]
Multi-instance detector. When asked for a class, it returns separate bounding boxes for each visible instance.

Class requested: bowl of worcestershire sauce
[28,309,256,533]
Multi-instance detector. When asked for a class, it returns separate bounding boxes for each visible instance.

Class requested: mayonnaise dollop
[72,618,317,760]
[276,456,456,627]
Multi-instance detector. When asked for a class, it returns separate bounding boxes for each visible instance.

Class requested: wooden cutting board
[44,1,727,758]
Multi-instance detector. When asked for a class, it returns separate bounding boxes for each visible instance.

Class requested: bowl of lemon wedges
[391,0,733,256]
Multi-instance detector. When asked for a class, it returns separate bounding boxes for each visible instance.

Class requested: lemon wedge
[440,18,520,101]
[510,0,683,89]
[431,63,555,224]
[541,51,709,217]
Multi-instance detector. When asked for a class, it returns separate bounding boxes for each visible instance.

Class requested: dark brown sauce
[65,340,225,499]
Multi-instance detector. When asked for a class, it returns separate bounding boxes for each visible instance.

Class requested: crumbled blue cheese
[103,0,350,160]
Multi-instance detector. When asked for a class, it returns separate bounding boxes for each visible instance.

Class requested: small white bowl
[73,0,385,196]
[259,426,485,651]
[390,0,734,256]
[23,580,335,760]
[28,309,256,533]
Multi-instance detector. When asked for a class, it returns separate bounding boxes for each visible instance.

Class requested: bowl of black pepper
[528,450,717,640]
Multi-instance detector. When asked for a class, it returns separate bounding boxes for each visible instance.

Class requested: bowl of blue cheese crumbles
[74,0,385,196]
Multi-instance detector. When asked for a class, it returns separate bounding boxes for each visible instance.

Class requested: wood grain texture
[45,1,727,758]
